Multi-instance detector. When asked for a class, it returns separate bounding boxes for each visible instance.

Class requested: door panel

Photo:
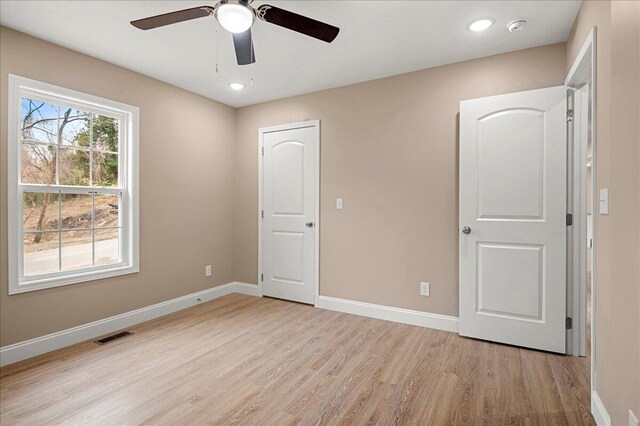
[262,124,317,305]
[272,142,304,214]
[478,109,545,220]
[272,231,304,283]
[477,243,544,320]
[459,86,567,353]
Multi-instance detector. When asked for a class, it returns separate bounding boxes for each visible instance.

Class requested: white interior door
[261,122,318,305]
[459,86,567,353]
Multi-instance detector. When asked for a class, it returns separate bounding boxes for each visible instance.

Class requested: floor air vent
[94,331,133,345]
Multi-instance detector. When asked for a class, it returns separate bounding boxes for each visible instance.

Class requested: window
[8,75,139,294]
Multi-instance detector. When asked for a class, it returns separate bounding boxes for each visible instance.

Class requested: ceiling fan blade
[131,6,214,30]
[232,29,256,65]
[257,5,339,43]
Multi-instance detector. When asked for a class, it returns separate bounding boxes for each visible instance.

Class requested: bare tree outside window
[21,97,120,274]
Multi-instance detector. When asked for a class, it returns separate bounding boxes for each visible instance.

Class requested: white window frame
[8,75,139,294]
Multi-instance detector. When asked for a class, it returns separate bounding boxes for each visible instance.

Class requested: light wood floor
[0,294,594,425]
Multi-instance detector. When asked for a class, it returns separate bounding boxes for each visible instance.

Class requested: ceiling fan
[131,0,340,66]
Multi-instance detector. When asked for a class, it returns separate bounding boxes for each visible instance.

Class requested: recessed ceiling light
[468,19,494,32]
[229,82,245,91]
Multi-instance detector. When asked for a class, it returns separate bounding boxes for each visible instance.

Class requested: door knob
[462,226,471,235]
[306,222,314,228]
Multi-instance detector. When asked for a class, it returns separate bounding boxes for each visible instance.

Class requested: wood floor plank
[0,294,594,425]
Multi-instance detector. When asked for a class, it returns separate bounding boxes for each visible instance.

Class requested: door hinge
[261,273,263,282]
[566,317,573,329]
[566,213,573,226]
[261,210,264,219]
[566,110,574,122]
[261,146,264,156]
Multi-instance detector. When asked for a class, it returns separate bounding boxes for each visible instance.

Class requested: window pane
[94,194,119,228]
[61,230,93,271]
[59,106,90,148]
[95,228,120,266]
[23,192,59,231]
[93,114,119,153]
[61,193,92,230]
[21,98,58,143]
[21,143,56,184]
[23,231,59,276]
[58,147,90,186]
[92,152,118,186]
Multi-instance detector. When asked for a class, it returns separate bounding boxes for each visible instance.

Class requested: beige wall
[234,43,567,316]
[0,27,237,346]
[566,0,640,423]
[609,1,640,419]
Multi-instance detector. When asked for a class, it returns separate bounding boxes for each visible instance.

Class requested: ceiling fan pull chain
[215,22,219,74]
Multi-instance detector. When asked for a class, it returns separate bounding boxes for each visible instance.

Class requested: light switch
[599,188,609,215]
[420,282,430,297]
[336,198,343,210]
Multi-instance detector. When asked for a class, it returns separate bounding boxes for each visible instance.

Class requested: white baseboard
[317,295,459,333]
[233,282,261,297]
[0,282,259,367]
[592,390,612,426]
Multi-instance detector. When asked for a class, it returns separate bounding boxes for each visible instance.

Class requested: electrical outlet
[205,265,212,277]
[336,197,343,210]
[420,282,430,297]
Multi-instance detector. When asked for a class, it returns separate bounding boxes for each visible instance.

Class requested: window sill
[10,263,139,295]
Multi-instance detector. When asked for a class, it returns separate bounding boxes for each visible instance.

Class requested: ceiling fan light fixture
[216,1,254,34]
[468,18,494,32]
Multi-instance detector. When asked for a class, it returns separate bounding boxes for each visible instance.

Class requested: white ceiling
[0,1,581,108]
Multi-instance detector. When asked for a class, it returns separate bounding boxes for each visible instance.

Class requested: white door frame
[257,119,321,306]
[565,27,596,388]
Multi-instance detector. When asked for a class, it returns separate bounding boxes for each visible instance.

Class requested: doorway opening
[565,27,596,399]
